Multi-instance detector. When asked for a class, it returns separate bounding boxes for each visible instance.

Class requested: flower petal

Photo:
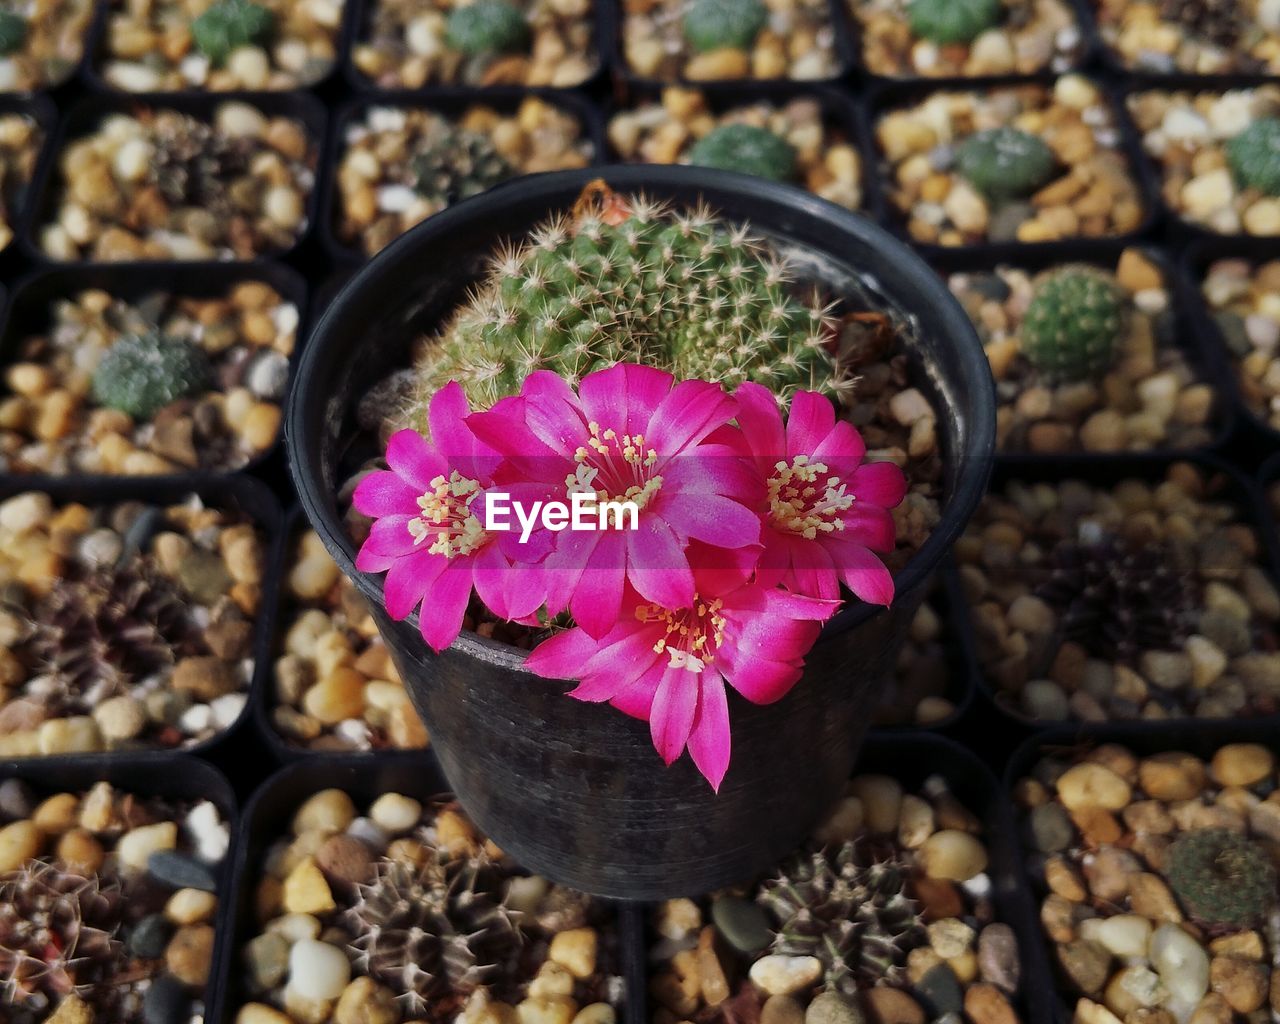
[521,371,587,456]
[626,519,695,611]
[356,515,418,568]
[610,659,665,721]
[646,379,738,456]
[649,665,698,765]
[569,531,627,639]
[386,429,448,492]
[811,418,866,465]
[837,544,896,606]
[687,672,731,791]
[428,382,477,456]
[419,564,474,652]
[785,391,838,455]
[849,460,908,509]
[732,381,787,462]
[525,626,602,679]
[726,656,804,705]
[383,552,443,620]
[657,492,761,549]
[579,363,673,439]
[353,470,421,518]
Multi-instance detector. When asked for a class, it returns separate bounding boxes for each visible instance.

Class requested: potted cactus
[288,166,994,898]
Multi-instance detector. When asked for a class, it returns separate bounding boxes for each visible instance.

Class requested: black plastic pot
[861,72,1164,261]
[0,94,57,266]
[0,753,238,1022]
[210,753,646,1024]
[1182,236,1280,452]
[0,473,285,759]
[958,452,1280,733]
[634,733,1059,1024]
[929,240,1236,460]
[0,261,307,481]
[603,82,873,216]
[320,90,608,262]
[20,91,327,265]
[287,164,995,899]
[1006,720,1280,1024]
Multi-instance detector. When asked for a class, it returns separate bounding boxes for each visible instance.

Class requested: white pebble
[288,939,350,1000]
[210,693,247,730]
[748,955,823,996]
[369,793,422,833]
[1079,915,1151,958]
[185,800,231,863]
[377,184,419,214]
[1148,923,1209,1009]
[113,138,154,183]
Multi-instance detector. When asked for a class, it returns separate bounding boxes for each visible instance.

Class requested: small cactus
[907,0,1001,44]
[0,10,27,55]
[688,124,797,182]
[410,125,514,205]
[1166,828,1277,927]
[1225,117,1280,198]
[445,0,529,56]
[955,127,1057,200]
[190,0,275,64]
[682,0,768,54]
[90,331,212,420]
[1020,265,1126,382]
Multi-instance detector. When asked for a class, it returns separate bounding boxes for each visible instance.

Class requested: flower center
[637,595,726,674]
[407,471,488,558]
[567,421,663,515]
[767,454,854,540]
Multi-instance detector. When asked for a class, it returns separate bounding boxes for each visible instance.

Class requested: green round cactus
[1020,265,1127,382]
[0,10,27,56]
[445,0,529,56]
[907,0,1001,44]
[1166,828,1277,927]
[410,126,514,204]
[191,0,275,64]
[688,124,797,182]
[955,127,1057,200]
[407,189,849,419]
[682,0,767,53]
[91,332,213,420]
[1225,117,1280,198]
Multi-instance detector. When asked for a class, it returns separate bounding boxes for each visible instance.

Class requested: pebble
[118,822,178,871]
[977,924,1019,993]
[245,931,291,990]
[0,779,34,819]
[863,986,926,1024]
[166,888,217,925]
[1150,923,1210,1006]
[963,984,1018,1024]
[918,829,988,881]
[1209,955,1268,1012]
[368,792,421,833]
[334,976,399,1024]
[293,789,356,835]
[749,954,823,996]
[1058,938,1111,995]
[289,938,351,1001]
[0,820,42,872]
[316,833,375,887]
[144,974,191,1024]
[1210,744,1274,787]
[1080,914,1151,959]
[711,896,772,954]
[187,801,232,863]
[282,856,336,915]
[549,928,597,979]
[130,913,174,959]
[805,991,863,1024]
[165,923,215,987]
[1056,763,1131,811]
[47,995,94,1024]
[849,775,903,834]
[763,995,806,1024]
[237,1005,295,1024]
[149,850,219,892]
[917,963,965,1015]
[93,695,148,742]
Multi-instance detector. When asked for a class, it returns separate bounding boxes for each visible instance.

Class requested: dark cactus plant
[1166,828,1278,927]
[1225,118,1280,198]
[445,0,529,55]
[955,127,1057,201]
[0,9,26,55]
[410,126,515,206]
[907,0,1001,44]
[682,0,768,53]
[191,0,275,64]
[688,124,797,182]
[90,332,212,420]
[1020,265,1127,382]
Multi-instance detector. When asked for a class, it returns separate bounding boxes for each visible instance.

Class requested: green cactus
[682,0,768,53]
[955,127,1057,200]
[906,0,1002,45]
[404,187,848,421]
[191,0,275,64]
[1166,828,1277,927]
[0,10,27,56]
[1020,265,1126,382]
[445,0,529,56]
[1225,117,1280,198]
[688,124,797,182]
[410,125,515,205]
[90,331,213,420]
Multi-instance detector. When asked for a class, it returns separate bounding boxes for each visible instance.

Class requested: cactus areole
[286,166,995,898]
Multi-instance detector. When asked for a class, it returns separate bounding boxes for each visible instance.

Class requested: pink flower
[467,364,762,638]
[724,382,907,605]
[352,382,547,653]
[526,546,838,790]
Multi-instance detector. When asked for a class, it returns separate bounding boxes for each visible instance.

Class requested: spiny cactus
[404,183,847,422]
[90,331,212,421]
[445,0,529,56]
[756,839,924,992]
[0,861,127,1010]
[1037,537,1194,662]
[345,853,523,1016]
[682,0,767,53]
[1020,265,1127,382]
[0,10,26,55]
[28,564,201,707]
[411,125,515,205]
[191,0,275,64]
[955,127,1057,201]
[1225,118,1280,198]
[907,0,1001,44]
[147,116,252,214]
[688,124,797,182]
[1166,828,1278,927]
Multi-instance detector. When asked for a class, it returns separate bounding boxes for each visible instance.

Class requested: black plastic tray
[1006,719,1280,1024]
[0,93,58,268]
[0,752,238,1023]
[320,89,608,262]
[956,451,1280,733]
[0,472,285,760]
[859,71,1165,261]
[632,733,1059,1024]
[209,752,648,1024]
[929,239,1237,461]
[0,260,308,480]
[18,90,329,266]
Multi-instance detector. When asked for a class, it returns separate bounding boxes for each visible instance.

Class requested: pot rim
[286,164,996,671]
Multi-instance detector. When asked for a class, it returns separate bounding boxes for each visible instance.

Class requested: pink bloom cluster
[353,364,907,789]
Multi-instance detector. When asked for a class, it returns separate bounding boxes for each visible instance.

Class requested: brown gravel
[1094,0,1280,74]
[0,0,93,89]
[352,0,598,87]
[99,0,346,90]
[1199,256,1280,434]
[950,248,1218,454]
[875,76,1146,246]
[607,88,861,210]
[0,111,42,253]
